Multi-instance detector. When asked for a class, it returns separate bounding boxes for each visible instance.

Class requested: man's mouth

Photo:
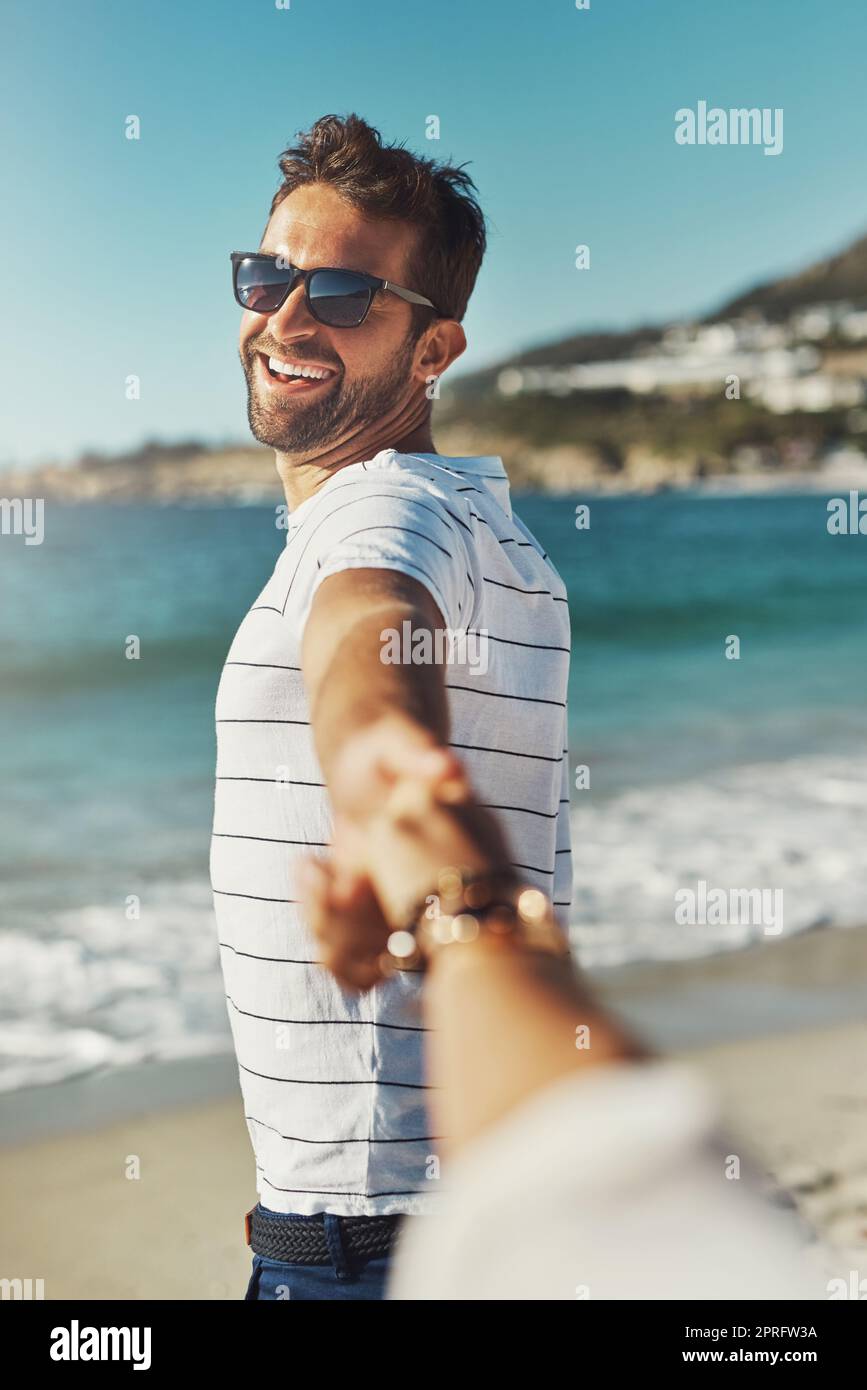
[258,352,338,391]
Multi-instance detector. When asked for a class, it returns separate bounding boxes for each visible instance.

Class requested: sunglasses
[231,252,441,328]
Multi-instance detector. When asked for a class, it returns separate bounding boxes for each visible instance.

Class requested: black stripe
[246,1114,439,1145]
[213,832,329,847]
[221,701,557,733]
[336,524,452,560]
[476,631,569,654]
[445,683,566,709]
[225,661,301,671]
[219,941,423,975]
[483,803,559,821]
[257,1168,427,1199]
[483,576,553,598]
[240,1062,432,1090]
[227,996,429,1032]
[217,776,326,787]
[219,942,313,964]
[214,889,300,904]
[437,500,473,537]
[449,741,562,764]
[511,861,556,877]
[217,718,309,725]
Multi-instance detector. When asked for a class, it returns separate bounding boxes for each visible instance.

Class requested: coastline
[3,444,866,505]
[1,925,864,1298]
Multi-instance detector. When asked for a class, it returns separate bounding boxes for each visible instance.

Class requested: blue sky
[3,0,866,465]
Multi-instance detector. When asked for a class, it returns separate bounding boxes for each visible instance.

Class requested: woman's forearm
[423,928,646,1155]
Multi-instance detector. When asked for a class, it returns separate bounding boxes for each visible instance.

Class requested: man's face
[239,183,424,455]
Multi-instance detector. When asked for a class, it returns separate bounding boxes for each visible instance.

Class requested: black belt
[246,1205,403,1265]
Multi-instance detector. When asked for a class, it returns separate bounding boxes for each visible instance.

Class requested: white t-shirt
[210,450,572,1216]
[389,1061,823,1301]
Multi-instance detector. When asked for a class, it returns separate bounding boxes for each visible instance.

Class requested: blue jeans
[244,1208,393,1301]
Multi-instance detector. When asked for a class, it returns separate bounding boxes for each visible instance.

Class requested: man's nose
[266,281,318,339]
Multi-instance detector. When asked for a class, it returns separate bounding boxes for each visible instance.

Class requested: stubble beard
[243,338,417,456]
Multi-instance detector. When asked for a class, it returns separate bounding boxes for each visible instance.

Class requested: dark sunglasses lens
[235,258,292,314]
[308,270,372,326]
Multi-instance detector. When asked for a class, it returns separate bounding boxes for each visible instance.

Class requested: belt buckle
[244,1206,256,1247]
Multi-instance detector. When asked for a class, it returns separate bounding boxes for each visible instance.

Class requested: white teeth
[267,356,331,381]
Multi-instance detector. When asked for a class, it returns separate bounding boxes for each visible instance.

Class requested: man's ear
[413,318,466,385]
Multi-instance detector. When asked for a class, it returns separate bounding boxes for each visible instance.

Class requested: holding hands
[296,713,515,990]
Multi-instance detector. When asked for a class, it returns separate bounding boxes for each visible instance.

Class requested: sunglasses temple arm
[381,281,438,310]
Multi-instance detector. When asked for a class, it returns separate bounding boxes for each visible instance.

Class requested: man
[211,113,572,1301]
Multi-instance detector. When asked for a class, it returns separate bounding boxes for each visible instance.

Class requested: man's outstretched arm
[301,566,511,922]
[302,566,450,774]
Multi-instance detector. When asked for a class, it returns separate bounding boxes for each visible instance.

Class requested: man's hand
[325,711,465,831]
[297,855,392,993]
[298,734,514,989]
[330,715,513,927]
[296,737,458,992]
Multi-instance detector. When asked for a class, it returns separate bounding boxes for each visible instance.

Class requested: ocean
[1,492,866,1090]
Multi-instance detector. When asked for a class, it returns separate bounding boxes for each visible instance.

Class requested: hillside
[715,231,867,321]
[453,228,867,399]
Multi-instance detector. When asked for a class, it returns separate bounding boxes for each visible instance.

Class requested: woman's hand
[297,719,514,989]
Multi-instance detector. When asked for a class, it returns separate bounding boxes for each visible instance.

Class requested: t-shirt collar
[405,452,512,518]
[284,449,513,531]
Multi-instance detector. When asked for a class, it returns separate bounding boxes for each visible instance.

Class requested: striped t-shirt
[211,449,572,1216]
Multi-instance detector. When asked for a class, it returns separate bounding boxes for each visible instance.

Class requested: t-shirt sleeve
[291,477,475,635]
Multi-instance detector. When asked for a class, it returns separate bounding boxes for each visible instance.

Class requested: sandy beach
[1,925,865,1300]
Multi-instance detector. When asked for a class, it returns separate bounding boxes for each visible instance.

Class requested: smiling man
[211,113,573,1301]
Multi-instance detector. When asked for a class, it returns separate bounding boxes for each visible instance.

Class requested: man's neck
[275,404,437,511]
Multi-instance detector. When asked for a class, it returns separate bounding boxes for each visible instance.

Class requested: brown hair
[269,113,486,329]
